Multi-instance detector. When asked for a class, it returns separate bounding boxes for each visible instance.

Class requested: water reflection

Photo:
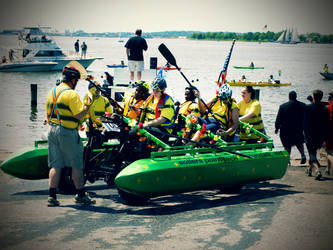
[30,105,38,122]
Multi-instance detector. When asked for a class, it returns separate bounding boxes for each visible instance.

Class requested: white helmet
[218,84,232,100]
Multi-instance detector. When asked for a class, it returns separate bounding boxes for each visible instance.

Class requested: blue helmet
[218,84,232,100]
[151,78,167,91]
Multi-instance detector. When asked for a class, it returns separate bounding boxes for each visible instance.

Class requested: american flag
[217,40,236,92]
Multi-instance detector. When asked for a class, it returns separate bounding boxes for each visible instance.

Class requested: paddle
[144,127,252,159]
[65,61,124,113]
[158,43,223,128]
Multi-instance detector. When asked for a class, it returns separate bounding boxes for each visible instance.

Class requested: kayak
[107,64,128,68]
[227,81,291,87]
[156,66,180,70]
[233,66,264,69]
[319,72,333,80]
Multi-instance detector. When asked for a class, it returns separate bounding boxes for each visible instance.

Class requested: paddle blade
[65,60,88,80]
[158,43,177,67]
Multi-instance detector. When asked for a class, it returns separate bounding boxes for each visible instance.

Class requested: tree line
[190,31,333,43]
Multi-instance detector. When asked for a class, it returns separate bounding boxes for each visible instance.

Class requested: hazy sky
[0,0,332,34]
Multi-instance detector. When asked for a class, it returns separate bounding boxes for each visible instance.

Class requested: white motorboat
[0,27,103,72]
[0,61,58,72]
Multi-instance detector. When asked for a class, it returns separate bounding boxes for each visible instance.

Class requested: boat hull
[107,64,128,68]
[227,81,291,87]
[233,66,264,69]
[0,147,49,180]
[0,62,58,72]
[115,148,289,198]
[319,72,333,80]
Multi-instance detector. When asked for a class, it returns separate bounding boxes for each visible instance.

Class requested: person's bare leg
[137,71,142,81]
[49,167,62,188]
[71,168,84,190]
[130,72,134,81]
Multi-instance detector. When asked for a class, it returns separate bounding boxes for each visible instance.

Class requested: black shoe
[300,156,306,164]
[315,171,322,180]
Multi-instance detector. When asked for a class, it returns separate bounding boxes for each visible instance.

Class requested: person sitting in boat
[250,62,254,68]
[25,33,31,43]
[123,81,150,123]
[240,75,247,82]
[139,78,175,139]
[83,81,113,136]
[238,86,265,143]
[1,56,7,64]
[191,84,239,143]
[323,64,328,73]
[268,75,276,83]
[176,86,203,137]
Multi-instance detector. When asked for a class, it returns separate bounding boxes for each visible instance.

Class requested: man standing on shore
[125,29,148,82]
[45,66,95,206]
[275,91,306,164]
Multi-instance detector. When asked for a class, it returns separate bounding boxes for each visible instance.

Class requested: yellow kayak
[226,81,291,87]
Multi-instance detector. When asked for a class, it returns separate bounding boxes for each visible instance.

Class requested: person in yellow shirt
[191,84,239,142]
[83,81,113,136]
[238,86,265,143]
[123,81,150,122]
[45,66,95,207]
[323,64,328,73]
[140,78,175,137]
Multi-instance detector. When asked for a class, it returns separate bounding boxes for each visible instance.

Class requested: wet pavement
[0,157,332,250]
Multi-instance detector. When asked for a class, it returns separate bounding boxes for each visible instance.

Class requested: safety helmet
[151,78,167,91]
[217,84,232,100]
[130,81,149,92]
[62,66,80,81]
[88,81,100,96]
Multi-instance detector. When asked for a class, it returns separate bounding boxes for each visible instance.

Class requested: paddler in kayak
[83,80,113,136]
[250,62,254,68]
[123,81,150,123]
[191,83,239,143]
[139,78,176,140]
[45,66,95,206]
[238,86,265,143]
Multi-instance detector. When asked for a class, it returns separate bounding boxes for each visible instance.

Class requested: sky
[0,0,333,34]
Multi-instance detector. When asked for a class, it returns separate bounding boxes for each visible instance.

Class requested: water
[0,35,332,157]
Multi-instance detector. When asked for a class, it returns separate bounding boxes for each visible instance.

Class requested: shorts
[48,125,84,170]
[128,60,144,72]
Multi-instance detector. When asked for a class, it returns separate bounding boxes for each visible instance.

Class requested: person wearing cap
[140,78,175,136]
[45,66,95,207]
[191,83,239,143]
[83,81,113,136]
[123,81,150,122]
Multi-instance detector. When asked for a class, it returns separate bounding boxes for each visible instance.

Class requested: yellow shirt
[237,99,264,140]
[83,94,113,130]
[208,97,238,135]
[45,82,83,129]
[123,93,145,121]
[143,94,175,133]
[179,101,201,117]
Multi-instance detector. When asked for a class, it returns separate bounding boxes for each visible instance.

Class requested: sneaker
[300,156,306,164]
[315,170,322,180]
[74,193,96,205]
[305,168,312,177]
[47,197,60,207]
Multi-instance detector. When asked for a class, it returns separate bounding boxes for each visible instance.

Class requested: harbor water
[0,35,332,157]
